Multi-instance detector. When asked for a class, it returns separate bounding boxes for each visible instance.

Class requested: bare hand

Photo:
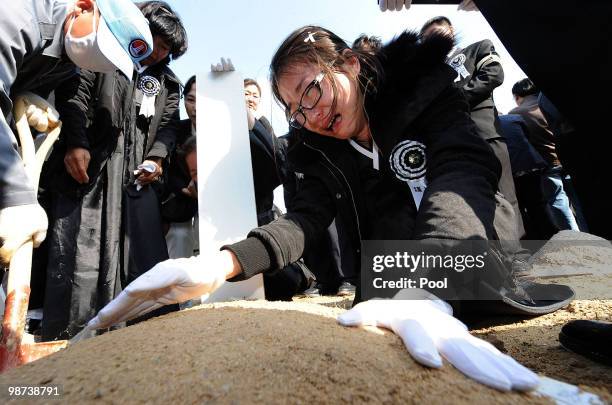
[181,179,198,199]
[246,108,256,131]
[64,147,91,184]
[210,57,235,72]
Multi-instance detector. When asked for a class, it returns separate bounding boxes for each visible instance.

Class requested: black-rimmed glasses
[288,72,325,129]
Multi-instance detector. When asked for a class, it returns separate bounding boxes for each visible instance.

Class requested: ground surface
[1,232,610,403]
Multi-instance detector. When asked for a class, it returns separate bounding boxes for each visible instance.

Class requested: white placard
[197,71,264,302]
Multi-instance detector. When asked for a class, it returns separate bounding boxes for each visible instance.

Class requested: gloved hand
[338,297,539,391]
[87,250,238,329]
[211,57,235,72]
[0,204,48,266]
[378,0,411,11]
[24,95,60,132]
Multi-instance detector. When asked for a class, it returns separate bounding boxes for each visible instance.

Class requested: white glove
[378,0,411,12]
[88,251,233,329]
[0,204,48,265]
[338,297,539,392]
[211,57,235,72]
[23,95,60,132]
[458,0,479,11]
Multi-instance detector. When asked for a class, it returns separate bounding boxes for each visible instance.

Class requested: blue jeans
[541,166,579,231]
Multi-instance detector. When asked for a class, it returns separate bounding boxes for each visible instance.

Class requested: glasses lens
[302,85,322,110]
[289,110,306,129]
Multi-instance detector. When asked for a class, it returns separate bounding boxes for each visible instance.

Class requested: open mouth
[326,114,341,132]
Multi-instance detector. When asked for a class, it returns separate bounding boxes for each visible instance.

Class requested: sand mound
[528,231,612,280]
[1,300,552,404]
[1,231,610,403]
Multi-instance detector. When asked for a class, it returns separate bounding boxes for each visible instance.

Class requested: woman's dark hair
[352,34,383,55]
[178,135,197,173]
[270,25,382,116]
[184,75,196,96]
[137,1,188,63]
[420,16,452,36]
[512,78,538,97]
[244,78,262,95]
[181,135,197,156]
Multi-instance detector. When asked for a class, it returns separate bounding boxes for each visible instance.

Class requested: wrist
[220,249,242,279]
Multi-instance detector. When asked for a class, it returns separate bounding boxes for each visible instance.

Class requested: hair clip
[304,32,316,43]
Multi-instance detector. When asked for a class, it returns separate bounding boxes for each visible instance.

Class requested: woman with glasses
[89,25,574,391]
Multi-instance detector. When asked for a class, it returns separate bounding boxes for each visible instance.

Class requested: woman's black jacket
[225,32,511,286]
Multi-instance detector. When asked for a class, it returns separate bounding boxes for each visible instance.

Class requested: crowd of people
[0,0,609,392]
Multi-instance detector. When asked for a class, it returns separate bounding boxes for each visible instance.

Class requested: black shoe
[559,320,612,366]
[337,281,356,296]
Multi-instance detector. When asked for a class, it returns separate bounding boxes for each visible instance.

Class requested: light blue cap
[95,0,154,78]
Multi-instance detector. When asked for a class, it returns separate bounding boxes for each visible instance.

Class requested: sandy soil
[0,232,610,403]
[0,300,555,405]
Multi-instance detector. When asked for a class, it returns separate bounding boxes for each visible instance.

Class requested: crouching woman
[87,26,573,391]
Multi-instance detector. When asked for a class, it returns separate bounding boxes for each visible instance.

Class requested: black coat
[160,119,197,223]
[227,32,510,283]
[249,117,286,220]
[39,65,181,340]
[449,39,505,141]
[41,65,181,195]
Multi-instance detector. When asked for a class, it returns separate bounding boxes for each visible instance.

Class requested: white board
[197,71,264,302]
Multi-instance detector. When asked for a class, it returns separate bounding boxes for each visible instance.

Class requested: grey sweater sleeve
[0,6,36,209]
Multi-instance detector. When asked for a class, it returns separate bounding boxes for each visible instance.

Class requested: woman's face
[185,83,196,125]
[244,84,261,112]
[278,59,366,141]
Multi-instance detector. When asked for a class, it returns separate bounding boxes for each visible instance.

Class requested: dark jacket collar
[366,31,457,155]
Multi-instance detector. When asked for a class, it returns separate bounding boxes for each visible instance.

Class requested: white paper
[197,71,264,302]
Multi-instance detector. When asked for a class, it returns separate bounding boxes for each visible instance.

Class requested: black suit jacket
[449,40,505,140]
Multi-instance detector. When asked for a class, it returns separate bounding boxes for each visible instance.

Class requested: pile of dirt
[1,300,552,404]
[1,231,610,403]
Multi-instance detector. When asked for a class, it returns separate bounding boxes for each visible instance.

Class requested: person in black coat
[244,78,310,300]
[161,75,198,259]
[89,25,577,391]
[38,1,187,340]
[95,24,574,316]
